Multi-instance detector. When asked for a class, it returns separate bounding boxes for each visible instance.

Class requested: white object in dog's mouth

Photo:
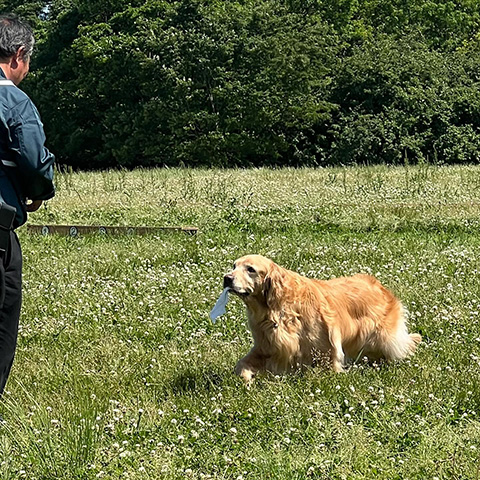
[209,287,230,323]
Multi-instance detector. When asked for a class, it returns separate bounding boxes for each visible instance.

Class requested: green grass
[1,165,480,479]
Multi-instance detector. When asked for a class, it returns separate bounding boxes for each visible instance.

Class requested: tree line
[3,0,480,169]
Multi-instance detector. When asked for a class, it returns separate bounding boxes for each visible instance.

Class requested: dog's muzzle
[223,274,251,297]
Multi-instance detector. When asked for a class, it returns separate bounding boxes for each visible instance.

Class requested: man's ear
[13,46,27,62]
[263,264,284,309]
[11,47,25,67]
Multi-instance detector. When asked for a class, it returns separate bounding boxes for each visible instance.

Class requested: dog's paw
[241,369,255,384]
[332,361,346,373]
[236,366,255,386]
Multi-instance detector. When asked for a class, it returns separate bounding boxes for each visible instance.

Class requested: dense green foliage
[2,0,480,168]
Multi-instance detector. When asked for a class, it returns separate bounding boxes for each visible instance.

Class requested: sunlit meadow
[1,165,480,479]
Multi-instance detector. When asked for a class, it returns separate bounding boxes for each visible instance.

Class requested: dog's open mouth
[223,276,253,298]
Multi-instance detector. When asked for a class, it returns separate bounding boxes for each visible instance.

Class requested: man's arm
[10,97,55,201]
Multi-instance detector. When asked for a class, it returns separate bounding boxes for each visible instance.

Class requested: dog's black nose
[223,274,234,288]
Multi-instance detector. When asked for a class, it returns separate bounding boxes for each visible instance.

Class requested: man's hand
[25,199,43,212]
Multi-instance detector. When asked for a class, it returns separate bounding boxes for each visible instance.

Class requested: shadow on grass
[170,368,232,394]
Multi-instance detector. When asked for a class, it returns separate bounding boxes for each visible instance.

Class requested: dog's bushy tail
[407,333,422,354]
[383,307,421,360]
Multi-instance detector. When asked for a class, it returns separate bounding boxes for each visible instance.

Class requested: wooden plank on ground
[27,224,198,236]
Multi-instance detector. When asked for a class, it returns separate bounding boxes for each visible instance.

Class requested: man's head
[0,14,34,85]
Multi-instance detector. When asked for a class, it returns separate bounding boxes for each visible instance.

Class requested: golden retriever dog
[223,255,421,383]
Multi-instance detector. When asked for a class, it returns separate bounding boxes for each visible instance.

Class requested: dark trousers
[0,231,22,396]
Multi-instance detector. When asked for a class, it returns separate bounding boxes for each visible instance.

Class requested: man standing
[0,14,55,395]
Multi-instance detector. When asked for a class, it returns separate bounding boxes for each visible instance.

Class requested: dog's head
[223,255,283,307]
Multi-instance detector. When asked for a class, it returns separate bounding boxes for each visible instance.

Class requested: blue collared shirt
[0,67,55,227]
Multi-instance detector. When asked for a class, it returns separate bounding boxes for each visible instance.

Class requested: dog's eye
[233,263,236,270]
[247,266,256,273]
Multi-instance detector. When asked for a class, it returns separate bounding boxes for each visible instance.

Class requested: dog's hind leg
[329,329,346,372]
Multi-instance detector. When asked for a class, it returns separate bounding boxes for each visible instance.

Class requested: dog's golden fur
[224,255,421,383]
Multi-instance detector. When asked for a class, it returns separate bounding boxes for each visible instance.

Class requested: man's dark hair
[0,14,34,60]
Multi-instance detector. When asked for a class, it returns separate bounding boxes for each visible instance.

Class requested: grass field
[1,165,480,479]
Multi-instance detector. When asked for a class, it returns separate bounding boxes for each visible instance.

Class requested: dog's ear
[263,264,284,309]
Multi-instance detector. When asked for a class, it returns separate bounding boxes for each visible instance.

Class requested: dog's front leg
[235,349,267,385]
